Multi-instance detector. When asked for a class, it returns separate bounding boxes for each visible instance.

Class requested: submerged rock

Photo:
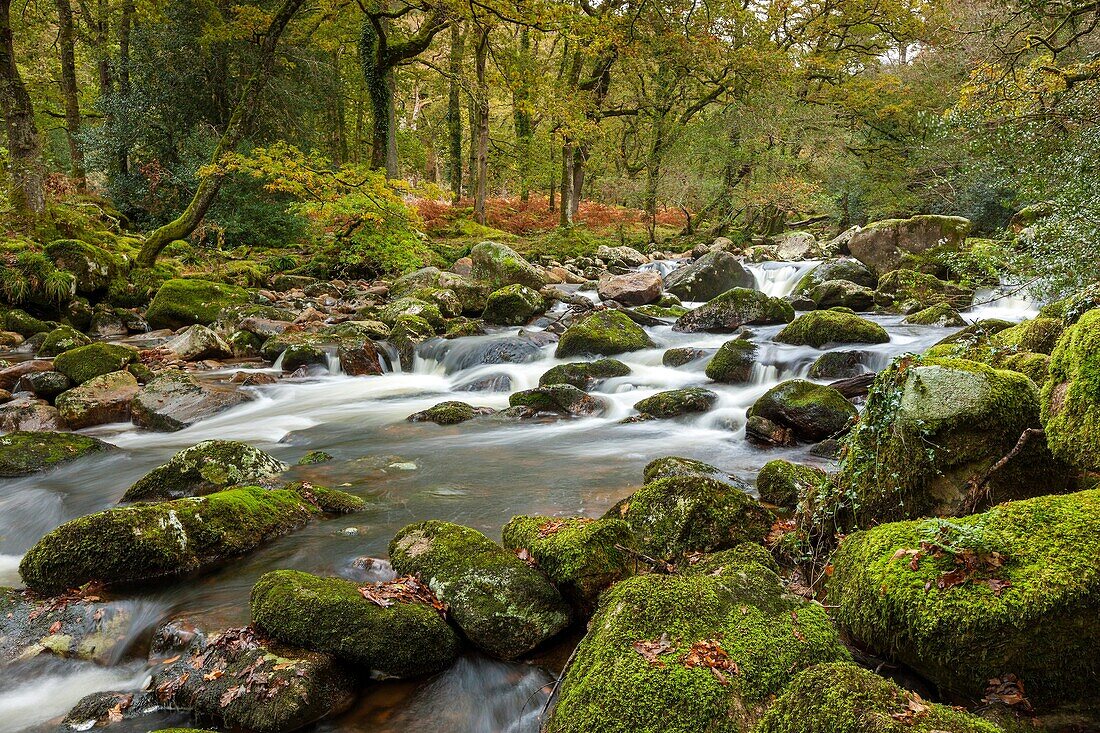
[539,359,631,390]
[776,311,889,348]
[674,287,793,333]
[555,311,655,358]
[406,400,495,425]
[131,370,247,431]
[19,484,360,594]
[389,520,571,659]
[664,251,754,302]
[250,569,459,678]
[634,387,718,419]
[123,439,288,502]
[747,380,856,442]
[0,588,138,665]
[0,430,113,477]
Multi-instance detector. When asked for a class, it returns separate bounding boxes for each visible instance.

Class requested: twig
[613,543,676,574]
[964,428,1045,512]
[539,641,582,724]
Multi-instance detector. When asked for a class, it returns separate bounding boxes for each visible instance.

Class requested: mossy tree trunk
[446,21,464,202]
[0,0,46,219]
[136,0,305,267]
[115,0,133,175]
[55,0,86,187]
[512,26,532,202]
[473,24,489,225]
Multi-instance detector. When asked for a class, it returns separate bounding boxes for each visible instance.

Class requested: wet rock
[848,215,972,276]
[0,396,66,431]
[19,484,361,594]
[161,325,232,361]
[45,239,120,296]
[280,342,328,372]
[337,339,383,376]
[634,387,718,419]
[641,455,733,485]
[56,370,140,428]
[482,284,547,326]
[379,297,445,330]
[37,325,91,357]
[149,624,356,733]
[746,414,794,447]
[555,311,655,358]
[501,516,634,612]
[807,279,875,311]
[618,474,774,561]
[1042,309,1100,470]
[407,400,496,425]
[470,241,549,290]
[62,691,147,728]
[388,314,435,371]
[14,369,71,401]
[776,310,889,348]
[874,269,974,312]
[454,373,513,392]
[596,244,649,267]
[131,370,247,431]
[0,330,23,347]
[664,251,754,302]
[756,459,825,509]
[538,359,631,390]
[250,569,459,678]
[807,350,870,379]
[146,279,250,330]
[0,588,139,665]
[53,342,140,384]
[3,308,54,336]
[88,308,129,338]
[390,267,491,314]
[661,346,711,367]
[510,384,605,416]
[748,379,856,442]
[544,560,847,733]
[674,287,794,333]
[903,302,967,327]
[793,258,877,296]
[596,271,662,306]
[705,339,757,383]
[0,430,113,477]
[123,440,288,502]
[828,490,1100,707]
[389,520,571,659]
[756,662,1001,733]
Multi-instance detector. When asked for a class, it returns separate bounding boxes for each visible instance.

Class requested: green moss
[642,456,727,484]
[38,325,91,357]
[674,287,794,333]
[755,662,1003,733]
[389,314,436,371]
[828,490,1100,706]
[4,308,54,336]
[539,359,631,390]
[623,475,775,562]
[874,269,973,312]
[747,380,857,442]
[556,311,655,358]
[546,568,849,733]
[407,400,488,425]
[510,384,603,416]
[52,342,139,384]
[705,339,758,383]
[380,297,445,329]
[990,317,1064,355]
[389,520,571,659]
[250,569,459,677]
[0,430,112,477]
[683,543,780,576]
[634,304,689,319]
[776,311,889,348]
[756,460,825,509]
[122,439,288,502]
[903,302,966,327]
[470,241,549,290]
[501,515,635,610]
[19,486,331,594]
[634,387,718,418]
[145,278,250,330]
[297,450,333,465]
[43,239,120,295]
[1042,308,1100,470]
[482,284,547,326]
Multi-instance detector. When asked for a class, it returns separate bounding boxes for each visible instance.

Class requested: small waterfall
[965,283,1042,321]
[641,259,687,278]
[745,260,821,297]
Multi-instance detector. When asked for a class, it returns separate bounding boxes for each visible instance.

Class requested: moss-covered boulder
[662,346,711,367]
[19,484,359,593]
[250,569,459,677]
[556,311,655,358]
[634,387,718,418]
[1042,309,1100,470]
[501,516,634,611]
[705,339,758,383]
[642,455,731,485]
[807,279,876,311]
[539,359,631,390]
[38,325,91,357]
[545,561,849,733]
[755,662,1003,733]
[407,400,495,424]
[0,430,113,477]
[15,369,71,401]
[0,587,141,665]
[390,266,491,314]
[380,297,445,330]
[793,258,877,296]
[674,288,794,333]
[828,490,1100,707]
[776,311,889,348]
[482,284,547,325]
[848,215,972,276]
[389,520,571,659]
[131,370,247,431]
[748,380,856,442]
[620,475,774,561]
[123,439,287,502]
[990,316,1064,355]
[816,357,1070,538]
[388,314,436,371]
[146,278,250,331]
[874,269,973,312]
[470,241,548,290]
[3,308,54,336]
[53,342,139,384]
[55,370,140,428]
[664,251,755,302]
[44,239,119,296]
[903,302,967,327]
[756,460,825,509]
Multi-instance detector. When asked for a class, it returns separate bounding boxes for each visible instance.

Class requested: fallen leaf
[681,639,739,683]
[632,633,675,667]
[47,620,62,634]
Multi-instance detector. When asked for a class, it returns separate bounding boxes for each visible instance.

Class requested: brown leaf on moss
[681,639,739,684]
[983,674,1033,711]
[537,517,592,538]
[632,633,675,667]
[358,575,448,616]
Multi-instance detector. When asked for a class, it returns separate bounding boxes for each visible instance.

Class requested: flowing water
[0,261,1038,733]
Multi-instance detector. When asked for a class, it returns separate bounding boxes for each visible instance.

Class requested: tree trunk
[361,22,398,177]
[116,0,133,174]
[445,22,463,201]
[548,138,556,212]
[94,0,111,98]
[55,0,86,186]
[512,26,532,202]
[0,0,45,218]
[136,0,305,266]
[643,115,666,242]
[559,141,574,227]
[473,26,489,225]
[570,146,584,218]
[329,48,348,165]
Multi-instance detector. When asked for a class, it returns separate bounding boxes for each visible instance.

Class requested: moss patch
[1042,308,1100,470]
[539,359,631,390]
[53,342,138,384]
[556,311,655,358]
[776,311,889,348]
[145,278,249,330]
[0,430,112,477]
[123,440,288,502]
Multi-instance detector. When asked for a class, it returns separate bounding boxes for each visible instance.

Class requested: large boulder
[1042,309,1100,470]
[705,339,757,383]
[756,662,1003,733]
[618,474,774,561]
[539,359,631,390]
[991,316,1065,355]
[146,278,249,330]
[664,251,755,302]
[817,357,1071,536]
[874,269,974,312]
[482,284,547,325]
[774,231,818,260]
[250,569,460,678]
[828,490,1100,707]
[19,484,361,593]
[38,325,91,357]
[634,387,718,418]
[848,215,972,276]
[510,384,606,416]
[0,588,140,665]
[597,271,663,306]
[807,280,875,311]
[379,297,444,329]
[748,380,856,442]
[470,241,548,290]
[44,239,119,296]
[389,520,571,659]
[53,342,139,384]
[501,516,634,611]
[0,430,112,477]
[55,370,140,428]
[775,311,889,348]
[0,396,66,431]
[642,455,736,485]
[545,558,848,733]
[15,370,71,401]
[756,460,825,509]
[793,258,876,295]
[903,302,967,327]
[674,288,794,333]
[122,439,287,502]
[555,311,655,358]
[390,267,490,314]
[130,370,247,431]
[161,324,232,361]
[596,244,649,267]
